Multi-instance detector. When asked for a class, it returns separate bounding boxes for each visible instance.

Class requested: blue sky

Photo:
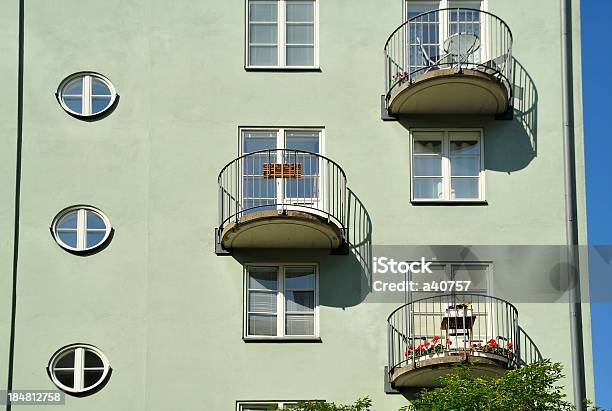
[582,1,612,408]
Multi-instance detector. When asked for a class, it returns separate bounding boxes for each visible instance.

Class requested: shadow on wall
[229,189,373,309]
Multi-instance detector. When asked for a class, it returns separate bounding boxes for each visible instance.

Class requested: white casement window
[244,264,318,339]
[411,129,484,202]
[409,262,491,300]
[51,206,112,252]
[246,0,318,68]
[57,72,116,117]
[240,128,323,213]
[238,402,298,410]
[48,344,111,395]
[404,1,485,75]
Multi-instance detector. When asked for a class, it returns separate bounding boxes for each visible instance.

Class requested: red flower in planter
[445,339,453,346]
[487,339,497,347]
[433,336,441,342]
[424,341,430,347]
[507,342,513,349]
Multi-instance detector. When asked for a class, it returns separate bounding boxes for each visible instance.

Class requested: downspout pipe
[561,0,587,409]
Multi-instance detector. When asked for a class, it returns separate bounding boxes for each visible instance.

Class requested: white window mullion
[74,347,84,391]
[279,0,286,66]
[76,209,87,250]
[83,76,92,115]
[278,266,285,337]
[442,132,451,200]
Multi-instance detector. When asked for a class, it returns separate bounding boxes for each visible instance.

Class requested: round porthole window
[51,206,111,252]
[48,344,111,395]
[57,72,117,117]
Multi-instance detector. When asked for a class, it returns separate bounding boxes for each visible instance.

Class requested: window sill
[243,336,322,343]
[244,66,322,72]
[410,200,488,206]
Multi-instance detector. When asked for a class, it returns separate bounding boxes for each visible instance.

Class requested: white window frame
[410,128,485,202]
[51,205,112,252]
[47,344,111,395]
[237,401,300,410]
[408,262,492,300]
[239,127,326,214]
[245,0,320,69]
[57,72,117,117]
[243,263,320,340]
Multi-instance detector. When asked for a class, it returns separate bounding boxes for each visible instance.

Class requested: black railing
[384,8,513,107]
[218,149,347,237]
[388,294,520,379]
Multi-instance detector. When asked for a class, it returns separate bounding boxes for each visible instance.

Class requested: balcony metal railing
[218,149,347,238]
[384,8,513,107]
[388,294,520,379]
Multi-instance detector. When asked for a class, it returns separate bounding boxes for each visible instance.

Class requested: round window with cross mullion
[57,72,116,117]
[52,206,111,252]
[48,344,111,395]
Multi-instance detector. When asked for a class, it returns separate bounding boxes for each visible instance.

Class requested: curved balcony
[384,8,513,117]
[388,294,519,390]
[216,149,347,253]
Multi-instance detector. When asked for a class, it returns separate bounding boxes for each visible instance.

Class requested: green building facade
[0,0,594,409]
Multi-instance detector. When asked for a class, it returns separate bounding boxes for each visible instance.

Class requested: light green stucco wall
[0,0,593,409]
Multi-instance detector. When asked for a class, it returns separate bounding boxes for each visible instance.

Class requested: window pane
[54,370,74,388]
[414,156,442,176]
[250,23,278,44]
[285,268,315,289]
[248,268,278,290]
[286,45,314,66]
[243,131,277,153]
[248,313,277,335]
[286,1,314,22]
[86,231,106,248]
[84,350,104,368]
[58,211,78,229]
[63,96,83,113]
[55,351,75,368]
[285,131,319,153]
[450,156,479,176]
[249,291,277,313]
[413,140,442,154]
[452,265,488,292]
[241,405,273,411]
[249,46,278,66]
[63,79,83,95]
[414,177,443,199]
[87,211,106,229]
[58,231,78,248]
[286,24,314,44]
[91,78,111,95]
[450,140,479,155]
[451,177,479,199]
[243,178,276,201]
[92,96,112,114]
[83,369,104,388]
[286,314,314,335]
[249,1,277,22]
[286,290,314,312]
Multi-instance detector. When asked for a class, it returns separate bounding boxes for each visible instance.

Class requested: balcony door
[405,0,483,79]
[241,129,322,215]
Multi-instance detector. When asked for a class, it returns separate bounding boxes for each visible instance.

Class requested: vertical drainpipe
[6,1,25,411]
[561,0,587,409]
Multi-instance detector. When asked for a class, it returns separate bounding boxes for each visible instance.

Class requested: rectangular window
[238,402,298,410]
[409,262,491,300]
[244,264,318,339]
[240,128,323,214]
[247,0,318,68]
[411,129,484,202]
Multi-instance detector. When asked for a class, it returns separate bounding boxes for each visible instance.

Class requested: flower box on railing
[263,163,302,179]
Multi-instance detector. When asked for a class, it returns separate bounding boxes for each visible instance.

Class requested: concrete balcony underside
[391,351,511,389]
[219,210,344,250]
[388,68,509,116]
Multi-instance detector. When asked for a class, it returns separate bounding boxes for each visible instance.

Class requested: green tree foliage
[401,360,598,411]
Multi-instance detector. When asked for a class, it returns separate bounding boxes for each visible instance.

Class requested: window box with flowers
[404,336,454,361]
